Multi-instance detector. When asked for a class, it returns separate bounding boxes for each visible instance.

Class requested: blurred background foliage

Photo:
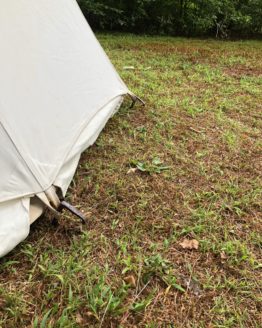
[77,0,262,38]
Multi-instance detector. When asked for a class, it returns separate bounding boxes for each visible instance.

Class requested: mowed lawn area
[0,35,261,327]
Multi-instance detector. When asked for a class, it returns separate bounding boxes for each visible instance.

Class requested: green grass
[0,35,261,327]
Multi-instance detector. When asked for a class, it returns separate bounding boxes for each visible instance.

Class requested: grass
[0,34,261,327]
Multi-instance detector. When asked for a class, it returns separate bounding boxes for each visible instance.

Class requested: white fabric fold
[0,198,30,257]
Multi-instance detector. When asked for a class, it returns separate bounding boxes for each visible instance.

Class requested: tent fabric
[0,0,130,257]
[0,199,30,257]
[54,96,123,195]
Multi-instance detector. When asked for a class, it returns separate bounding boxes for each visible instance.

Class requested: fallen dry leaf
[75,313,84,324]
[127,168,138,174]
[220,251,227,260]
[179,239,199,250]
[124,275,136,288]
[165,285,172,296]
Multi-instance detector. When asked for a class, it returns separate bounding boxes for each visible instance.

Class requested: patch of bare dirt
[224,65,262,77]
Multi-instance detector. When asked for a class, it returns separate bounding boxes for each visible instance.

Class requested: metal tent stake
[59,201,86,224]
[43,186,86,224]
[128,92,145,108]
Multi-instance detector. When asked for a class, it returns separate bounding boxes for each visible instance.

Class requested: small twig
[189,127,204,134]
[142,291,162,323]
[120,279,152,325]
[135,279,151,300]
[185,256,201,294]
[99,293,113,328]
[135,260,143,295]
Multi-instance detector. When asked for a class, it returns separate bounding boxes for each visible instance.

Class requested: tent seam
[0,119,43,191]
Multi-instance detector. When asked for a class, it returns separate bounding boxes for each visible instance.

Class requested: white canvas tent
[0,0,138,257]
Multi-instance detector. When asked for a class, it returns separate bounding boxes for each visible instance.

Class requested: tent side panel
[0,124,42,202]
[0,0,128,201]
